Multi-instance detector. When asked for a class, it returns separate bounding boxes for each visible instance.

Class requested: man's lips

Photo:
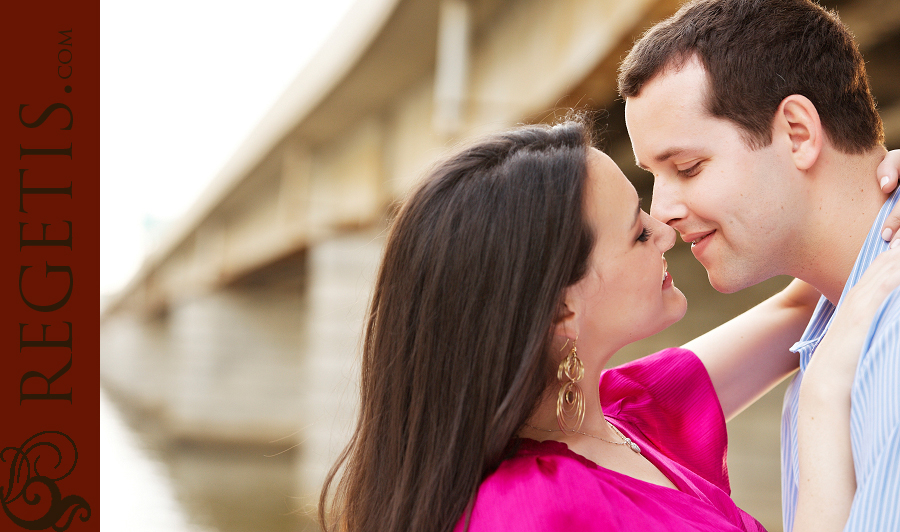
[682,230,714,247]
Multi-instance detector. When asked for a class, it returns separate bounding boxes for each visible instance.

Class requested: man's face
[624,57,803,293]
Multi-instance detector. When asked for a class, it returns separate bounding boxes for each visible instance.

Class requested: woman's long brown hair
[319,119,596,532]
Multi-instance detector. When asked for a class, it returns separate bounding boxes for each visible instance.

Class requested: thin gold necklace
[524,420,642,454]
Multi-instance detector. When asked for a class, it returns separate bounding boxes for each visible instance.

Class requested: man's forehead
[625,61,716,168]
[639,53,705,96]
[635,63,709,112]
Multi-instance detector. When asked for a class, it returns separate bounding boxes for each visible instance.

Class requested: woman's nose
[654,216,676,252]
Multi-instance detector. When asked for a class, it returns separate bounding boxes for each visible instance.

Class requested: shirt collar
[791,189,900,366]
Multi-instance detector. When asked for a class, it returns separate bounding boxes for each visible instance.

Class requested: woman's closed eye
[638,227,653,242]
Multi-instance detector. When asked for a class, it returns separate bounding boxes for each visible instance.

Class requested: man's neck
[792,146,888,303]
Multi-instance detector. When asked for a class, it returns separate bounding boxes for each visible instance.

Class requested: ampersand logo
[0,431,91,530]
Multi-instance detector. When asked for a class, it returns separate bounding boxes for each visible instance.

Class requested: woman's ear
[774,94,823,171]
[552,293,578,339]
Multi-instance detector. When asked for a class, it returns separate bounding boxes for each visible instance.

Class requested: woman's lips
[662,256,672,288]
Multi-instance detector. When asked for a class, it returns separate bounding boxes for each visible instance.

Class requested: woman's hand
[793,246,900,532]
[878,149,900,248]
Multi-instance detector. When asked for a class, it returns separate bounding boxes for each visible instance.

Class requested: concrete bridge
[100,0,900,529]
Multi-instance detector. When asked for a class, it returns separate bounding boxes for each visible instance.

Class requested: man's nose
[649,177,688,227]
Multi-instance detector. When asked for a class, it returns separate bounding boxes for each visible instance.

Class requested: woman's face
[565,148,687,353]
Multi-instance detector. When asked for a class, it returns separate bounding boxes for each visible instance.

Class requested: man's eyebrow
[635,147,690,170]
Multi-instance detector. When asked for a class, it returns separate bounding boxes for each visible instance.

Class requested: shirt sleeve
[600,347,730,493]
[844,292,900,532]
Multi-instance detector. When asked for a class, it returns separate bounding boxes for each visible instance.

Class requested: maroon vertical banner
[0,1,99,531]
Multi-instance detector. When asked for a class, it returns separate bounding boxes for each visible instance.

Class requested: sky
[101,0,357,298]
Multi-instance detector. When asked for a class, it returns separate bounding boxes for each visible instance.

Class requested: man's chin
[706,269,748,294]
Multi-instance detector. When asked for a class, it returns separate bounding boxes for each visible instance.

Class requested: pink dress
[455,348,766,532]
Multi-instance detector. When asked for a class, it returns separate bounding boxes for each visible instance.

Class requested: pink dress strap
[600,347,730,493]
[455,348,765,532]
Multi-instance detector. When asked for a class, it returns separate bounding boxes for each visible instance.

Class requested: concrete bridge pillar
[101,279,309,443]
[294,228,385,509]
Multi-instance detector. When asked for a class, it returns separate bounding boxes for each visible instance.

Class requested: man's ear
[774,94,823,171]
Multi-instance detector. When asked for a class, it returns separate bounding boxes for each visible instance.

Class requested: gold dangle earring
[556,337,585,434]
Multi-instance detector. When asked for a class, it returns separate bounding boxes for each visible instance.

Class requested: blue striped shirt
[782,189,900,532]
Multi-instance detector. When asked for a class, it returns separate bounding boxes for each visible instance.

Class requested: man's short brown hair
[617,0,884,154]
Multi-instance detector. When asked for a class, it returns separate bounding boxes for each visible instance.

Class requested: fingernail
[881,176,890,189]
[883,228,893,242]
[892,238,900,249]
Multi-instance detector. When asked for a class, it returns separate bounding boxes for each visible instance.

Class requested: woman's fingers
[846,245,900,321]
[877,150,900,194]
[877,150,900,247]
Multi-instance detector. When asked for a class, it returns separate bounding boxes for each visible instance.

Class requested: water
[100,388,319,532]
[101,388,210,532]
